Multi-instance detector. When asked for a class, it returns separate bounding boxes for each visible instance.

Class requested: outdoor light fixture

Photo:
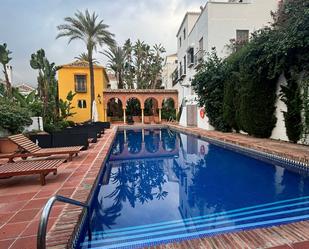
[97,94,102,104]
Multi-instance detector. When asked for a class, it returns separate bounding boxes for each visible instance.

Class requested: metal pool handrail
[37,195,92,249]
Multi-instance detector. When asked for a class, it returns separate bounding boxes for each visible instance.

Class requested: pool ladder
[37,195,92,249]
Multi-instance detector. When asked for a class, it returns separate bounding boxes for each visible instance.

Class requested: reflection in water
[90,129,309,233]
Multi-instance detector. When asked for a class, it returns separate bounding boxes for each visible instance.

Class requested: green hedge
[0,98,32,134]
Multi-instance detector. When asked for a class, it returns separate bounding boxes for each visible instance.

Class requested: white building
[174,0,279,128]
[161,54,178,89]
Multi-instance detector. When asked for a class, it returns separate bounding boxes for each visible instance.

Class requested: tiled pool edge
[46,126,118,249]
[167,124,309,172]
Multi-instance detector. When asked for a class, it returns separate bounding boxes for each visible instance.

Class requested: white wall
[197,107,214,130]
[207,0,278,57]
[174,0,278,131]
[271,74,289,142]
[24,117,44,132]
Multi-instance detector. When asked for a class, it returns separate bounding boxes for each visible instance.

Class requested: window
[179,61,182,76]
[183,28,186,40]
[187,47,194,67]
[236,30,249,43]
[75,75,87,93]
[77,100,87,108]
[179,37,182,47]
[183,55,186,75]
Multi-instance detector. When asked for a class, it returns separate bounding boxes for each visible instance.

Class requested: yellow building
[58,60,109,123]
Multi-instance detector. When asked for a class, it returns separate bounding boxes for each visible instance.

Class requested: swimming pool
[77,128,309,249]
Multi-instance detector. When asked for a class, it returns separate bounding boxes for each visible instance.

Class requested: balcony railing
[194,50,204,69]
[179,66,186,79]
[172,68,179,86]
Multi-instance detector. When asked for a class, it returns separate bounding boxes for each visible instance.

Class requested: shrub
[192,49,231,132]
[0,98,32,134]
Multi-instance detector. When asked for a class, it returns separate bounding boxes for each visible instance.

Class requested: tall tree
[30,49,59,123]
[123,39,135,89]
[75,52,98,64]
[0,43,12,95]
[56,9,115,119]
[102,46,126,89]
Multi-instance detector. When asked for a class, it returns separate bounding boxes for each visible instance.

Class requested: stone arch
[106,97,123,119]
[144,97,159,116]
[126,97,142,116]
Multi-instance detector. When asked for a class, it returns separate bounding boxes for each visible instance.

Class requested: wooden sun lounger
[0,159,64,185]
[8,134,83,162]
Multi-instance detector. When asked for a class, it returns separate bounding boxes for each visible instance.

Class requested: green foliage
[162,98,176,120]
[0,43,12,94]
[280,71,303,143]
[126,98,141,116]
[302,78,309,142]
[30,49,59,123]
[0,98,32,134]
[193,0,308,140]
[59,91,76,120]
[12,88,43,116]
[103,39,166,89]
[192,49,231,132]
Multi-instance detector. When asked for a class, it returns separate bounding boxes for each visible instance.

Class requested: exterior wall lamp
[97,94,102,104]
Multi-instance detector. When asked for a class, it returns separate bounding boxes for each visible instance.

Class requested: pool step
[79,196,309,249]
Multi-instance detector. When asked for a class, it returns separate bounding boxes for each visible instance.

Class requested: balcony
[172,68,179,86]
[194,50,204,69]
[179,66,186,79]
[187,47,194,68]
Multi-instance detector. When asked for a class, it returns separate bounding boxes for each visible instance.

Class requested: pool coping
[45,123,309,249]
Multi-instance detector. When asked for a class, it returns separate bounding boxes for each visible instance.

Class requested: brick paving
[0,126,116,249]
[0,124,308,249]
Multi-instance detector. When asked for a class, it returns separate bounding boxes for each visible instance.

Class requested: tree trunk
[88,49,95,121]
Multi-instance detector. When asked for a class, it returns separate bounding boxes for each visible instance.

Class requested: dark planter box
[29,134,52,148]
[94,121,110,129]
[63,127,98,143]
[52,132,89,150]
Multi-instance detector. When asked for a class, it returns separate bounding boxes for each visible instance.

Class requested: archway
[162,98,176,121]
[126,98,142,123]
[107,98,123,122]
[144,97,159,124]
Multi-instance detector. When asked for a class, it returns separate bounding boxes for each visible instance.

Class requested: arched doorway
[107,98,123,122]
[126,98,142,123]
[144,97,159,124]
[162,98,176,121]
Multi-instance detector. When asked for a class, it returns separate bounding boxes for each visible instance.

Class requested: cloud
[0,0,203,86]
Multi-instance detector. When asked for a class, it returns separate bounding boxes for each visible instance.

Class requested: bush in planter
[0,98,32,134]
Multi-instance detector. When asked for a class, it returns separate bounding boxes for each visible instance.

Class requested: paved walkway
[168,123,309,164]
[0,127,116,249]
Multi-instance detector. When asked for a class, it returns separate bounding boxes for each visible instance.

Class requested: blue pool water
[77,129,309,249]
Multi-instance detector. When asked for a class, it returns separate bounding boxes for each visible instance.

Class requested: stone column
[158,108,162,123]
[104,108,107,121]
[123,108,126,124]
[141,108,144,124]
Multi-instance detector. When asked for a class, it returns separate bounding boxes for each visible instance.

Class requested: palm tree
[56,10,115,119]
[0,43,12,95]
[75,52,99,64]
[102,46,126,89]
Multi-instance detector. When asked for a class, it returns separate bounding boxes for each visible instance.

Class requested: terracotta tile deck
[0,123,308,249]
[0,126,117,249]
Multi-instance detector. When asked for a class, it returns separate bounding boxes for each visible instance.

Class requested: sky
[0,0,204,86]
